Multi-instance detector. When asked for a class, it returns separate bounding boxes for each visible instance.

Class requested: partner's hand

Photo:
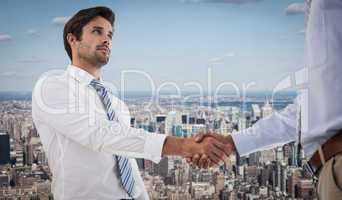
[182,136,228,166]
[161,135,232,168]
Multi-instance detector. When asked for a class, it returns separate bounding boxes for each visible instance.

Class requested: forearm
[231,104,297,156]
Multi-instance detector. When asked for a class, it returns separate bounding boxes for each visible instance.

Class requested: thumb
[194,133,206,143]
[207,132,224,141]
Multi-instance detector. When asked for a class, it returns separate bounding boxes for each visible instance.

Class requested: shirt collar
[67,64,103,86]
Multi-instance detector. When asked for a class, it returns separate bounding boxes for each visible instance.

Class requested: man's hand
[162,136,229,166]
[183,136,229,166]
[186,133,236,168]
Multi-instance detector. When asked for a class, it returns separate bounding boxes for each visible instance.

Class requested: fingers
[198,154,209,169]
[185,157,192,166]
[202,138,228,166]
[192,154,201,167]
[190,154,211,169]
[207,154,221,166]
[212,139,232,158]
[185,135,233,169]
[206,147,222,165]
[186,154,210,169]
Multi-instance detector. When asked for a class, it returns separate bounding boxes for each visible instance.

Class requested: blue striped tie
[90,79,135,197]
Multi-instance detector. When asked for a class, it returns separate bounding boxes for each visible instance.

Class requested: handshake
[162,133,236,169]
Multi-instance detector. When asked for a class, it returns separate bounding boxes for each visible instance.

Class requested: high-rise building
[15,144,24,167]
[153,157,168,178]
[0,131,10,165]
[196,118,205,125]
[156,115,166,123]
[0,174,9,187]
[214,173,225,194]
[298,179,316,199]
[165,111,182,135]
[189,117,195,124]
[130,117,135,127]
[262,100,273,118]
[181,114,188,124]
[276,147,284,162]
[172,125,183,137]
[251,104,261,122]
[260,149,275,164]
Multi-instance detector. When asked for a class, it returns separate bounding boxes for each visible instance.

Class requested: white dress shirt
[32,65,167,200]
[232,0,342,159]
[231,100,298,157]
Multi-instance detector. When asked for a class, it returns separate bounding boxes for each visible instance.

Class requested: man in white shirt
[32,7,231,200]
[191,0,342,199]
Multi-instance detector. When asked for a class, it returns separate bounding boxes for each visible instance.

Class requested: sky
[0,0,305,93]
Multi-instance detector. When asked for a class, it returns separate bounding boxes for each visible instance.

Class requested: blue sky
[0,0,305,92]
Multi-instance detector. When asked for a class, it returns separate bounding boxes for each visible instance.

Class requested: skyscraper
[0,131,10,165]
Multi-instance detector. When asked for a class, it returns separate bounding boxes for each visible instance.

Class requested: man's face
[75,16,113,67]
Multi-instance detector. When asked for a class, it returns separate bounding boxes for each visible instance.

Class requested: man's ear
[66,33,77,47]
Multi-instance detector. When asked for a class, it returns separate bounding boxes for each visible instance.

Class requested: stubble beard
[77,44,109,68]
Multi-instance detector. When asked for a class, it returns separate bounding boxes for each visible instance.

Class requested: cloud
[181,0,263,4]
[52,16,70,25]
[208,52,235,65]
[0,71,32,78]
[27,29,39,36]
[17,57,47,63]
[224,52,235,57]
[285,3,305,15]
[298,29,305,35]
[209,57,224,63]
[0,33,12,42]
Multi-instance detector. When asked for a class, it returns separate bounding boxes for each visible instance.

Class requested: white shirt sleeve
[32,74,166,163]
[231,102,298,156]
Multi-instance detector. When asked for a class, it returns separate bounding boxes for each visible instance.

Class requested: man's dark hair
[63,6,115,61]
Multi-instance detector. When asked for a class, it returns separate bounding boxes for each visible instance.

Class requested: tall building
[0,131,10,165]
[251,104,261,122]
[130,117,135,127]
[15,145,24,167]
[153,157,168,178]
[165,111,182,135]
[298,179,316,199]
[172,125,183,137]
[156,115,166,123]
[181,114,188,124]
[275,147,284,162]
[260,149,275,164]
[262,100,273,118]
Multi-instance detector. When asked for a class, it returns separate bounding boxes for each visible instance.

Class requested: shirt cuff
[144,133,167,163]
[231,130,258,157]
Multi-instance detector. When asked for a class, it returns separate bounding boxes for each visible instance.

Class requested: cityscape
[0,91,317,199]
[0,0,314,199]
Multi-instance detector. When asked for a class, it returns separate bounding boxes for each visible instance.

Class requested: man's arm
[32,75,229,164]
[190,102,298,168]
[231,103,297,156]
[32,76,166,163]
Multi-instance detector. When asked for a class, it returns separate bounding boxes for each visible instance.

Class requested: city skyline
[0,92,316,199]
[0,0,304,92]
